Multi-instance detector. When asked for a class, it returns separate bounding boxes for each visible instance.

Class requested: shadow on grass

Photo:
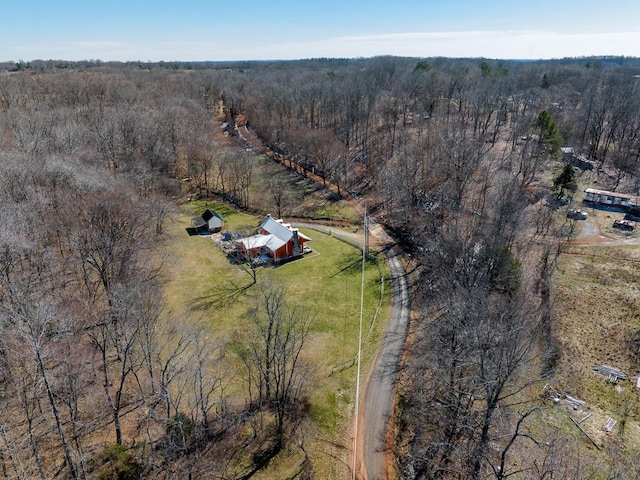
[582,202,632,216]
[186,227,212,236]
[191,259,257,311]
[329,253,379,278]
[190,280,256,310]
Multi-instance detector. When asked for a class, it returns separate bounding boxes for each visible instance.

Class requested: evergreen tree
[534,110,563,157]
[553,164,575,197]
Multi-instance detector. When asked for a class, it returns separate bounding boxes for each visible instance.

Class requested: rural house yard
[163,200,391,477]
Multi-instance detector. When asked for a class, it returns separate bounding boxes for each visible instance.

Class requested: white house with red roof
[238,215,311,262]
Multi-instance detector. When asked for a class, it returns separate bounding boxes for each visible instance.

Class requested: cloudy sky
[2,0,640,62]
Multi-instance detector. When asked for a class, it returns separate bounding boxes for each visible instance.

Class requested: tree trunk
[35,348,78,479]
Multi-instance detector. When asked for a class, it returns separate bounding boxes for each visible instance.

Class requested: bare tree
[187,146,214,198]
[2,283,80,479]
[190,326,227,441]
[89,280,158,446]
[236,280,313,447]
[69,192,153,306]
[264,169,293,219]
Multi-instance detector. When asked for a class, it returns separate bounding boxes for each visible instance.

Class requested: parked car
[613,219,635,231]
[567,209,588,220]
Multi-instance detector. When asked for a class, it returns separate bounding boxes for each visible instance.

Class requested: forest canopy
[0,54,639,478]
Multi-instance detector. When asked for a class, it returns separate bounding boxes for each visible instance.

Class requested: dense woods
[0,55,639,478]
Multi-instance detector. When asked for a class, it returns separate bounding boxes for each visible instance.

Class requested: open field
[551,243,640,456]
[163,200,391,477]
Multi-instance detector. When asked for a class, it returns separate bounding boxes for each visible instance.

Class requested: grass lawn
[163,199,391,478]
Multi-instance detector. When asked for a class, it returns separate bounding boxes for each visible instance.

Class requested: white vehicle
[567,209,588,220]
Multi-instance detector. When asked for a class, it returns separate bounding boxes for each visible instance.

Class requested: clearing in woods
[551,241,640,452]
[163,199,391,478]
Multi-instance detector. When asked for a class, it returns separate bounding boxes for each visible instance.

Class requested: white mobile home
[583,188,640,209]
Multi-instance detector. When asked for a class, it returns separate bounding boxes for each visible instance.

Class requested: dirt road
[570,217,640,246]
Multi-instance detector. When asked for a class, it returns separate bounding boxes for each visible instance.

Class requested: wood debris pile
[592,364,627,383]
[603,417,617,432]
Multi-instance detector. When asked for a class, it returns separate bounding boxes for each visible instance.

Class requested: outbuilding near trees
[191,209,226,233]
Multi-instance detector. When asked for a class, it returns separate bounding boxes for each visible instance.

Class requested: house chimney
[292,230,300,256]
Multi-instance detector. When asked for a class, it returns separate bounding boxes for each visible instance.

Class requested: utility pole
[352,206,366,480]
[363,207,369,259]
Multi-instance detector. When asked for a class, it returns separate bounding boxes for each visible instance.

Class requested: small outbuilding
[191,209,226,233]
[561,147,594,171]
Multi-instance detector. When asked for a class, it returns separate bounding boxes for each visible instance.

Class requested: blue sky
[2,0,640,61]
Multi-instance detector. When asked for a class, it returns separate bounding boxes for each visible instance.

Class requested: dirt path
[569,217,640,246]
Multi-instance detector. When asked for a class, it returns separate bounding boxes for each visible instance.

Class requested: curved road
[239,122,411,480]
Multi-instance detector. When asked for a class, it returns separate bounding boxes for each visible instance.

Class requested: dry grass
[162,200,391,478]
[249,154,361,224]
[550,243,640,454]
[574,205,640,241]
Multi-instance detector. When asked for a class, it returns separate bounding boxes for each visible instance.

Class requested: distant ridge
[2,55,640,72]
